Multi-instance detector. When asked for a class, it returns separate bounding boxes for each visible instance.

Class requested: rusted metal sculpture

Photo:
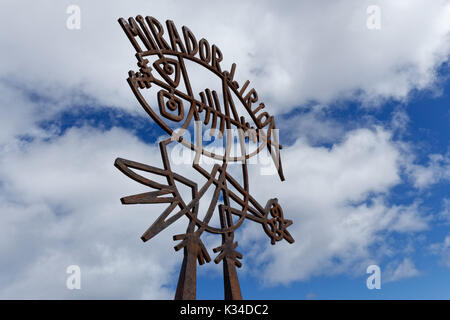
[114,15,294,300]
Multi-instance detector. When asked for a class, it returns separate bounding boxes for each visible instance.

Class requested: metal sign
[114,15,294,300]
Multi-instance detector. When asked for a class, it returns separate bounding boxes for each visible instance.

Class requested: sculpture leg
[214,208,243,300]
[174,219,198,300]
[174,243,198,300]
[223,255,242,300]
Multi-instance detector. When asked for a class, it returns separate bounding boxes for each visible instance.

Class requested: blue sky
[195,73,450,300]
[28,66,450,300]
[0,0,449,299]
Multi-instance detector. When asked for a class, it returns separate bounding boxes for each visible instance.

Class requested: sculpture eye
[157,89,184,122]
[153,56,180,88]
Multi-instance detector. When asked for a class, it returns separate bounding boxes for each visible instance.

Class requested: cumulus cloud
[0,101,431,296]
[438,198,450,224]
[0,82,60,145]
[384,258,420,283]
[238,126,428,285]
[279,105,348,145]
[0,127,190,299]
[406,153,450,189]
[1,0,449,115]
[430,235,450,267]
[0,0,447,298]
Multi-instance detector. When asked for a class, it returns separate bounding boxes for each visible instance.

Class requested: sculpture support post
[174,244,197,300]
[223,255,242,300]
[214,207,243,300]
[115,15,295,301]
[174,220,199,300]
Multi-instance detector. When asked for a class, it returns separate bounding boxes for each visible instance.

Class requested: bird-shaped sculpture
[114,15,294,300]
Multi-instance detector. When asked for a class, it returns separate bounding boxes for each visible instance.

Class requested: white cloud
[430,235,450,267]
[0,127,189,298]
[0,0,446,298]
[0,110,432,296]
[390,107,410,134]
[384,258,420,283]
[406,153,450,189]
[237,126,429,285]
[0,0,449,115]
[0,82,60,145]
[438,198,450,224]
[280,105,348,145]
